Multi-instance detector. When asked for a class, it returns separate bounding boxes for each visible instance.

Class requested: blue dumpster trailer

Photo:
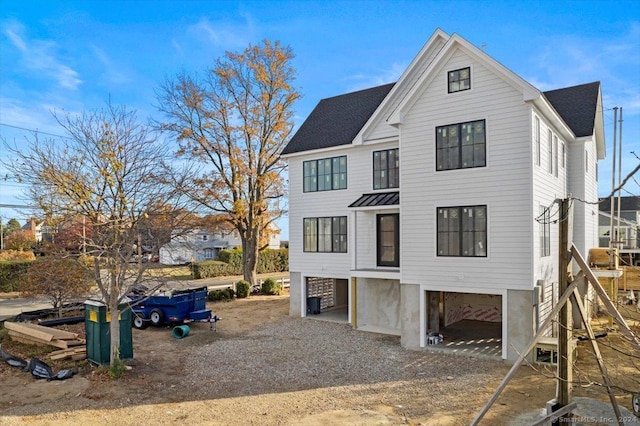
[129,286,215,329]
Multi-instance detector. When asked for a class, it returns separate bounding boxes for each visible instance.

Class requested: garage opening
[425,291,502,358]
[306,277,348,322]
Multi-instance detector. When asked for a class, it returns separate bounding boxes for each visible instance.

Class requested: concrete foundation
[289,272,302,317]
[357,278,401,334]
[507,289,535,362]
[400,283,421,348]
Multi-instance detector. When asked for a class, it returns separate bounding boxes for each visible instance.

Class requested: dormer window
[448,67,470,93]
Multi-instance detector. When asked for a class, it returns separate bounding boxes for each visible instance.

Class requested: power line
[0,122,72,140]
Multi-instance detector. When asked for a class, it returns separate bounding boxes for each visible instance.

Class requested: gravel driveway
[185,316,504,422]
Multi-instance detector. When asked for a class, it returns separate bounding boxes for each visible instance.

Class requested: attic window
[448,67,470,93]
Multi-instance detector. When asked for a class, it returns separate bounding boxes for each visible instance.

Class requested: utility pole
[609,107,618,267]
[557,198,573,412]
[615,107,623,251]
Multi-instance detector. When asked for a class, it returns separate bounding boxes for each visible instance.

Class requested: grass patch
[141,265,194,280]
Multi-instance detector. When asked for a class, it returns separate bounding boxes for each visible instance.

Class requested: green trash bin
[84,299,133,365]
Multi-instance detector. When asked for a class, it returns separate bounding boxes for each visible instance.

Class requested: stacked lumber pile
[48,346,86,361]
[4,322,86,360]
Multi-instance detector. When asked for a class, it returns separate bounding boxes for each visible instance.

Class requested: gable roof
[283,33,604,157]
[281,83,395,155]
[543,82,600,138]
[599,196,640,213]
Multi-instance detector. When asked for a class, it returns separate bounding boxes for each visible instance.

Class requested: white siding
[399,48,534,291]
[363,38,447,142]
[531,109,569,299]
[567,137,599,256]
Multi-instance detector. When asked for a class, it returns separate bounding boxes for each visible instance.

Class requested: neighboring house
[281,30,604,362]
[598,196,640,258]
[22,218,44,243]
[159,225,281,265]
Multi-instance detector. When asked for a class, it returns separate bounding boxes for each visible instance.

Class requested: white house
[598,196,640,251]
[159,225,281,265]
[281,30,604,362]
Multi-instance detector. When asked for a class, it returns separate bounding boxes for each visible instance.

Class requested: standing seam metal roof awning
[348,191,399,208]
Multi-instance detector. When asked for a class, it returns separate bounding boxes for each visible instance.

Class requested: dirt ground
[0,295,638,425]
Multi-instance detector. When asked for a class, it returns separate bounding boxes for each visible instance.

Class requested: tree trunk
[242,231,259,286]
[109,272,121,366]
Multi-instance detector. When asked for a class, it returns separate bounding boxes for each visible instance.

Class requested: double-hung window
[437,205,487,257]
[547,130,553,174]
[373,148,399,189]
[303,217,347,253]
[377,214,399,266]
[553,135,558,177]
[534,117,541,166]
[436,120,486,171]
[448,67,470,93]
[303,156,347,192]
[539,206,550,257]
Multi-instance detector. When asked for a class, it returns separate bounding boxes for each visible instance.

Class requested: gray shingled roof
[283,80,600,156]
[543,82,600,138]
[281,83,395,155]
[599,196,640,212]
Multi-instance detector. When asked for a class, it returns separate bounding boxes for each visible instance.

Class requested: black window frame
[373,148,399,190]
[539,206,550,257]
[437,205,487,257]
[448,67,471,93]
[303,155,347,192]
[534,116,541,167]
[547,130,553,174]
[376,213,399,267]
[303,216,347,253]
[436,119,486,171]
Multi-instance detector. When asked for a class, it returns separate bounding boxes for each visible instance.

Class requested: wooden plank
[8,333,42,346]
[572,288,624,425]
[530,402,577,426]
[572,245,640,350]
[4,322,55,342]
[4,321,78,341]
[22,323,78,340]
[7,331,70,349]
[470,280,580,425]
[49,346,87,360]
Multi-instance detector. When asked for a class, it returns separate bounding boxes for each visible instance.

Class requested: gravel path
[185,316,505,422]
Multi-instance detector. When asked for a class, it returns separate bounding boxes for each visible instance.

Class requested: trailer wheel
[149,309,164,327]
[132,313,148,329]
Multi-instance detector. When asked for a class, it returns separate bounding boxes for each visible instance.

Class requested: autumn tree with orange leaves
[157,40,299,285]
[4,102,191,366]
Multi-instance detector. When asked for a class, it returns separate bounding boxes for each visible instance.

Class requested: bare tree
[156,39,299,285]
[4,102,188,365]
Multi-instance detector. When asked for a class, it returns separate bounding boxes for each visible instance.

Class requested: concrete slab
[0,298,53,321]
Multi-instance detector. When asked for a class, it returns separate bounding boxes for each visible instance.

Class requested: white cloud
[90,44,130,85]
[342,62,406,91]
[186,17,251,49]
[525,23,640,115]
[3,21,82,90]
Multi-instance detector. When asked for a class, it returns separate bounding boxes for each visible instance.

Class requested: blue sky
[1,0,639,239]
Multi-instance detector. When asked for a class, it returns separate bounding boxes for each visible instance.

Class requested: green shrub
[217,249,242,271]
[261,278,281,295]
[207,289,220,301]
[236,280,250,298]
[0,260,33,292]
[193,260,234,279]
[193,248,288,279]
[207,287,236,302]
[222,287,235,300]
